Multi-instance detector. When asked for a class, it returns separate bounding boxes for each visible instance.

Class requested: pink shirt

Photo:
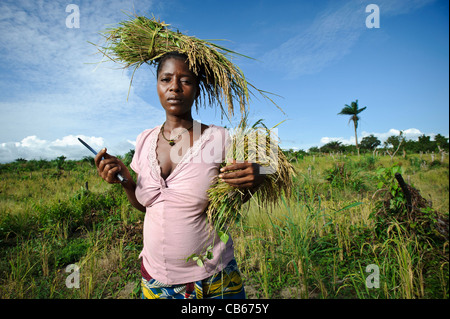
[130,124,234,285]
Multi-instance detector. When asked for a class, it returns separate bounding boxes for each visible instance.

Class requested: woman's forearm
[122,179,146,213]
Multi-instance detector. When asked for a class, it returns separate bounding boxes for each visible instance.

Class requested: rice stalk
[206,114,296,240]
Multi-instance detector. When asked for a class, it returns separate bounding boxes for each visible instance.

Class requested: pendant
[169,140,175,146]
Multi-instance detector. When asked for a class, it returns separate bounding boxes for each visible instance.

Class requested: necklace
[160,122,193,146]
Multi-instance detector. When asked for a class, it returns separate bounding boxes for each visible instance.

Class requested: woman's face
[157,57,199,117]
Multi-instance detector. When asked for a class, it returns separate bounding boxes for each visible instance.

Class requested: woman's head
[156,52,200,117]
[156,52,194,79]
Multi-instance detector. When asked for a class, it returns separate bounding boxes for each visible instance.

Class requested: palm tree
[338,100,367,152]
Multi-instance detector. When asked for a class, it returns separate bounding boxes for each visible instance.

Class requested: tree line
[307,132,449,155]
[0,151,135,173]
[304,99,449,155]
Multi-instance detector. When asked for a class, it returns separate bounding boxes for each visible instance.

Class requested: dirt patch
[117,281,137,299]
[244,284,260,299]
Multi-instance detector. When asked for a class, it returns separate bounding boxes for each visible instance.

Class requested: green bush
[55,238,90,267]
[324,161,366,192]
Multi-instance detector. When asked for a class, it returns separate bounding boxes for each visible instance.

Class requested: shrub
[324,161,366,192]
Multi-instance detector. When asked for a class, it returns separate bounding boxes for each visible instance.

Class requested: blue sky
[0,0,448,162]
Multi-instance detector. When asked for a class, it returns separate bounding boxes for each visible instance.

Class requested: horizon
[1,0,448,163]
[1,129,446,164]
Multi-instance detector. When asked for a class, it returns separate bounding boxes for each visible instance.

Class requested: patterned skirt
[141,258,246,299]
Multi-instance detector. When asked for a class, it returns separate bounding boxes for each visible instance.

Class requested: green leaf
[206,251,213,260]
[196,259,204,267]
[335,202,363,213]
[218,231,229,244]
[392,166,402,174]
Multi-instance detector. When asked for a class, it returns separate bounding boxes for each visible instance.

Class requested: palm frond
[356,106,367,114]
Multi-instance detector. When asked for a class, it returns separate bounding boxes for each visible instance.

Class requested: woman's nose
[169,80,181,92]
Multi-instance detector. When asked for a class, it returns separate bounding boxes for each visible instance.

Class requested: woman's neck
[163,114,194,131]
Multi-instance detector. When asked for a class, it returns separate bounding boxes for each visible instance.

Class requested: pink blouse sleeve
[130,129,154,174]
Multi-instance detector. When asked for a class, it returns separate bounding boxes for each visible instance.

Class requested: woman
[94,52,264,299]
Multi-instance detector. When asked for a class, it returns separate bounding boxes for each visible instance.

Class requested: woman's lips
[167,97,183,104]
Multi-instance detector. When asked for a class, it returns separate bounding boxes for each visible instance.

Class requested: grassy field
[0,153,448,299]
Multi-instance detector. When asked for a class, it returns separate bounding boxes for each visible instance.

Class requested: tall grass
[0,153,448,299]
[0,162,143,299]
[232,153,448,299]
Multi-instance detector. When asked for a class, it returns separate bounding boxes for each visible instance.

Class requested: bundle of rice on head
[96,14,278,115]
[94,13,295,242]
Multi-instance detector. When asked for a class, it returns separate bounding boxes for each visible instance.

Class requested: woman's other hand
[218,160,265,190]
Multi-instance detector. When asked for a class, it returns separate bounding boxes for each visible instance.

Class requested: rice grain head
[206,115,296,235]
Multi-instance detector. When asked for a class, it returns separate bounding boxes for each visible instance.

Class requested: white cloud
[319,128,430,148]
[0,134,137,163]
[19,136,47,148]
[361,128,425,143]
[0,0,164,146]
[51,135,104,148]
[127,139,136,147]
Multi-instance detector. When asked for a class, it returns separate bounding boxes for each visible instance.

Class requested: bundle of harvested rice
[206,115,296,243]
[93,14,280,117]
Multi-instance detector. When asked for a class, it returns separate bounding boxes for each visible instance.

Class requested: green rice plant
[342,220,445,299]
[378,223,424,298]
[438,258,449,299]
[257,197,325,298]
